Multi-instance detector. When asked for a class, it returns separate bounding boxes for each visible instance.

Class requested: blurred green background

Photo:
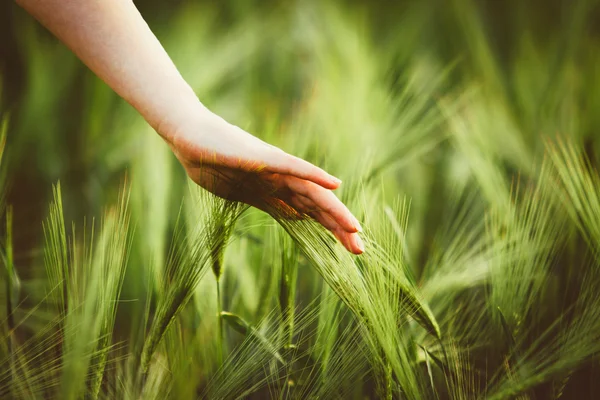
[2,0,600,398]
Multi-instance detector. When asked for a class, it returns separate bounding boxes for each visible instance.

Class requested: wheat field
[2,0,600,398]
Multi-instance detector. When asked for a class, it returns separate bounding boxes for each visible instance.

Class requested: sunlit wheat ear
[204,302,322,399]
[420,185,490,301]
[484,140,600,399]
[139,206,211,373]
[193,163,250,364]
[140,170,247,373]
[487,276,600,400]
[368,197,440,338]
[0,315,68,398]
[444,340,481,400]
[41,182,131,400]
[265,193,437,397]
[202,308,289,399]
[545,137,600,255]
[299,298,369,399]
[88,186,132,399]
[487,163,566,335]
[136,353,172,400]
[277,227,299,348]
[43,183,69,318]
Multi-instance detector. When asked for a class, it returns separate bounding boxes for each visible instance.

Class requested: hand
[164,110,365,254]
[15,0,363,253]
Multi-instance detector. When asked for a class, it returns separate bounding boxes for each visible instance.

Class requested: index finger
[263,149,341,190]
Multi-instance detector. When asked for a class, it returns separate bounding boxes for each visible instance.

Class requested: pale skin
[16,0,364,254]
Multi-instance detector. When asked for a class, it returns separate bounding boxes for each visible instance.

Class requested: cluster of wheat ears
[2,0,600,398]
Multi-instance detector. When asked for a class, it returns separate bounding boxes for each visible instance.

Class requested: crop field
[2,0,600,398]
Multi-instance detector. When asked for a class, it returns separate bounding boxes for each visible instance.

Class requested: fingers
[337,228,365,255]
[264,149,341,190]
[310,210,365,254]
[290,191,364,255]
[286,178,362,233]
[188,158,365,254]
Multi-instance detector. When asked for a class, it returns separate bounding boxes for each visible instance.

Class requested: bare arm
[16,0,201,140]
[16,0,364,254]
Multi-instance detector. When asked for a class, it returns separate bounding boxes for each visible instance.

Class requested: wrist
[152,88,212,146]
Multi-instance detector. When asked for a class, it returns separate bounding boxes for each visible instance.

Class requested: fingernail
[331,176,342,185]
[355,235,365,253]
[353,216,363,232]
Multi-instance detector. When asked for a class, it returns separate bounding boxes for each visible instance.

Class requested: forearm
[16,0,206,142]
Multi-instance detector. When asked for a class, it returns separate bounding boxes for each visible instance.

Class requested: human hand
[15,0,363,254]
[163,110,364,254]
